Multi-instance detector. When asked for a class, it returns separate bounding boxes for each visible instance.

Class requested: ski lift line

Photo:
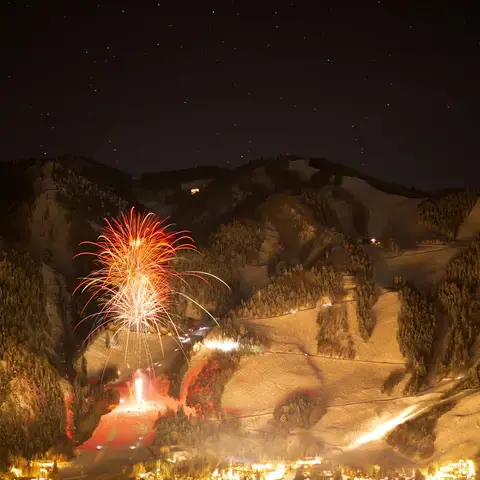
[264,350,406,365]
[239,427,351,451]
[383,241,470,260]
[235,305,321,322]
[221,396,410,421]
[385,246,453,259]
[221,378,464,421]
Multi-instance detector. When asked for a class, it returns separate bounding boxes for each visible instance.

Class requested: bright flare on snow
[134,376,143,406]
[350,405,418,447]
[203,338,240,352]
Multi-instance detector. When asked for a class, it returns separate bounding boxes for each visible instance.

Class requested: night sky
[2,1,479,189]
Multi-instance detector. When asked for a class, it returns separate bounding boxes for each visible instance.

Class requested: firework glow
[134,375,143,407]
[74,207,228,363]
[203,338,240,352]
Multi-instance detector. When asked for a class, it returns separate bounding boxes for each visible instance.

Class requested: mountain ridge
[1,153,480,471]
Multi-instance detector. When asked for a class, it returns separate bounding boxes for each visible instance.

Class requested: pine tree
[81,356,88,379]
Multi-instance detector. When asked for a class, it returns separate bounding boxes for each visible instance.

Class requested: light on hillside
[134,375,143,406]
[203,338,239,352]
[350,405,417,447]
[11,468,22,477]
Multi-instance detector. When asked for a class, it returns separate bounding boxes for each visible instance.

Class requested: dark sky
[2,1,479,189]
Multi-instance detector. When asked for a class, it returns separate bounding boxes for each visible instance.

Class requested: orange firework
[74,207,227,348]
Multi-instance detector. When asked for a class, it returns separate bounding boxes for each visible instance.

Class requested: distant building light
[190,188,200,194]
[370,238,376,244]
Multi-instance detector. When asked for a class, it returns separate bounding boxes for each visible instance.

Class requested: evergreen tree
[81,356,88,379]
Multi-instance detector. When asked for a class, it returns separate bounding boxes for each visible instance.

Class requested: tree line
[397,283,436,394]
[234,264,339,319]
[418,189,476,241]
[0,251,67,471]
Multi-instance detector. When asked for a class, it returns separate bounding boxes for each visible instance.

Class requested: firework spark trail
[74,207,229,368]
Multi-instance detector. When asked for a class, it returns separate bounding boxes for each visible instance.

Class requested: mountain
[137,155,480,465]
[0,156,138,469]
[1,154,480,472]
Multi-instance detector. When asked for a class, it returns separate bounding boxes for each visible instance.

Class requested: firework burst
[74,207,228,364]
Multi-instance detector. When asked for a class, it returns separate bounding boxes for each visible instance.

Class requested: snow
[340,176,429,245]
[434,391,480,462]
[234,308,319,355]
[222,353,320,421]
[287,159,318,180]
[321,176,428,246]
[322,187,358,239]
[225,303,408,450]
[223,271,473,463]
[85,330,179,382]
[346,291,404,363]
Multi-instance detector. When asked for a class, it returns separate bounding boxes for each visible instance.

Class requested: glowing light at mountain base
[203,338,240,352]
[134,376,143,406]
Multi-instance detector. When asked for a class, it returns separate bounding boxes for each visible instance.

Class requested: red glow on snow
[78,378,195,451]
